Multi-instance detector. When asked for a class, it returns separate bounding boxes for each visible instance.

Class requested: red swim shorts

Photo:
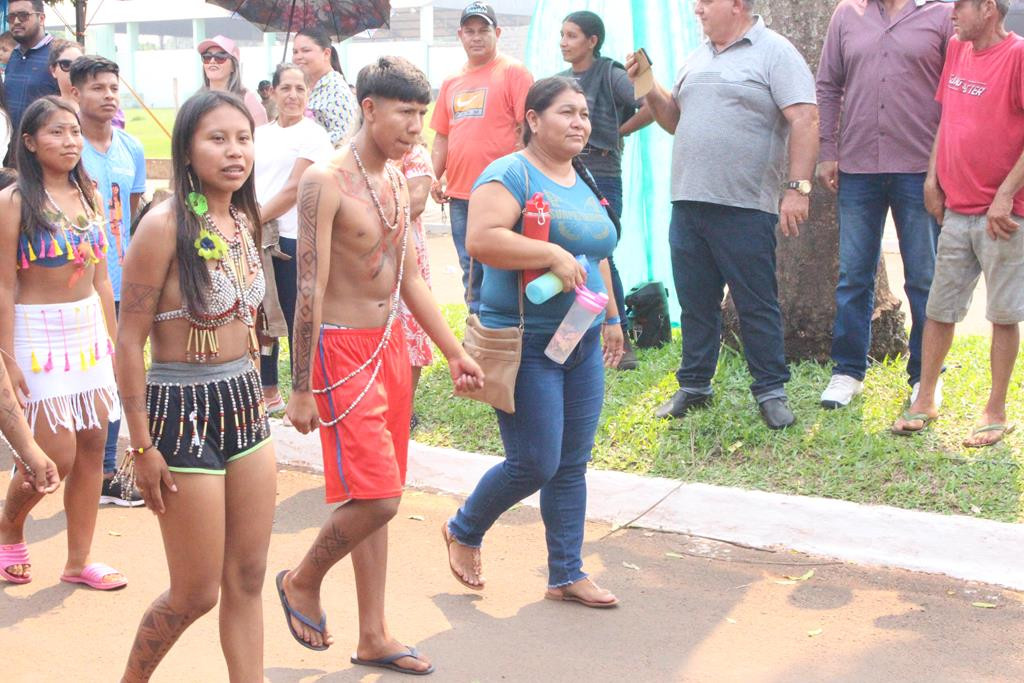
[313,325,412,503]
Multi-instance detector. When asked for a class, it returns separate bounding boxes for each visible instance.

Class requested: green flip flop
[963,423,1016,449]
[891,410,935,436]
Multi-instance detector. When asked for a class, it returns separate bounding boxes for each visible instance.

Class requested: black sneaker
[100,475,145,507]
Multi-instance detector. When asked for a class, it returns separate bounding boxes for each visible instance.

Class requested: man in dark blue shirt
[4,0,58,132]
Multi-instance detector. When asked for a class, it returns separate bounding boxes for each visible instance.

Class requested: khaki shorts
[926,210,1024,325]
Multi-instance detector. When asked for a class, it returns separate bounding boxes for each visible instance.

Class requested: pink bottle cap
[574,286,609,314]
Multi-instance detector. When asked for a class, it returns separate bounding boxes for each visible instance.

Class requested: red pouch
[521,192,551,286]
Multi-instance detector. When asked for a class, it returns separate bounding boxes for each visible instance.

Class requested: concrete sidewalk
[2,461,1022,683]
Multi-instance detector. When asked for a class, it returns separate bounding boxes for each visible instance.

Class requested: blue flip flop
[351,646,436,676]
[276,570,329,651]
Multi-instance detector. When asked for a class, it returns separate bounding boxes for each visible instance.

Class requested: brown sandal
[441,522,484,591]
[545,578,619,608]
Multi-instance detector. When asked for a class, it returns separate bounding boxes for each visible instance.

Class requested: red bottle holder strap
[521,192,552,287]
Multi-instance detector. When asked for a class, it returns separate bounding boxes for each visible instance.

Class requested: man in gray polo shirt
[627,0,819,429]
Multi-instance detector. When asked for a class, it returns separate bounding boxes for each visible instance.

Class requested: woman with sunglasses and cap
[198,34,268,127]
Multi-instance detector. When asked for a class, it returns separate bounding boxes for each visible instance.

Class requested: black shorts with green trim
[146,357,271,474]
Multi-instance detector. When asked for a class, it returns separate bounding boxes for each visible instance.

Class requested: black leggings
[260,236,297,387]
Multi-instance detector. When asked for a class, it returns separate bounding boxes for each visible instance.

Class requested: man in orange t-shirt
[430,1,533,312]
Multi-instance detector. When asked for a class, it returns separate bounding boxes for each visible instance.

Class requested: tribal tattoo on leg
[122,593,201,682]
[307,520,351,572]
[292,181,322,393]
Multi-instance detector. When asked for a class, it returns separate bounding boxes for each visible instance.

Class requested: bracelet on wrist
[125,445,154,457]
[604,316,622,326]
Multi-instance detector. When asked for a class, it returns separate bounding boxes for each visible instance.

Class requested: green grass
[395,305,1024,523]
[125,107,175,160]
[124,102,437,162]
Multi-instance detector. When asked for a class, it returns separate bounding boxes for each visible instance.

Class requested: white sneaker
[910,377,943,409]
[820,374,864,409]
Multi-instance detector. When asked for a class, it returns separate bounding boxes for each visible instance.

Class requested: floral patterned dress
[397,145,434,367]
[307,70,358,147]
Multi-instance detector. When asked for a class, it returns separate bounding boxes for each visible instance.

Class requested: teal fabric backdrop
[524,1,704,318]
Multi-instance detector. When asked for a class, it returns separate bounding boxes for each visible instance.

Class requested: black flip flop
[351,646,435,676]
[275,570,329,651]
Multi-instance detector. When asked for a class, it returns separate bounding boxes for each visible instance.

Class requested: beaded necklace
[17,182,108,283]
[154,205,264,362]
[350,141,402,231]
[313,149,411,427]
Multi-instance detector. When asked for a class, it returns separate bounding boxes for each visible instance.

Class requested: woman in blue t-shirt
[442,77,623,608]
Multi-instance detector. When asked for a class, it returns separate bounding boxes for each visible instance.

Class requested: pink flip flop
[60,562,127,591]
[0,542,31,584]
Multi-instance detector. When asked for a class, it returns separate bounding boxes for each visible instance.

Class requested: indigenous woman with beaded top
[116,91,274,682]
[0,96,124,590]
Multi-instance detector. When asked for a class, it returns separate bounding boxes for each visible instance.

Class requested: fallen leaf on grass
[665,552,686,560]
[622,562,641,572]
[970,505,982,515]
[972,602,998,609]
[407,515,425,521]
[727,440,744,454]
[807,628,823,637]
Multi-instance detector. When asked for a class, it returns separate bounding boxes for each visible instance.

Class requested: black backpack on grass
[625,281,672,349]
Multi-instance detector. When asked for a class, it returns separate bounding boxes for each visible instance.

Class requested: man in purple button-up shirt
[815,0,954,411]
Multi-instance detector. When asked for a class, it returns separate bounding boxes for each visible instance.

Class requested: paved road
[2,462,1022,683]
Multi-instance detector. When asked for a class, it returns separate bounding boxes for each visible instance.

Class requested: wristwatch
[786,180,812,196]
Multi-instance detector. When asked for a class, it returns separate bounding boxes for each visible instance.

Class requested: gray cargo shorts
[925,210,1024,325]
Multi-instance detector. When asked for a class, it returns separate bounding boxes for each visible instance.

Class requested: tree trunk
[723,0,907,363]
[75,1,87,46]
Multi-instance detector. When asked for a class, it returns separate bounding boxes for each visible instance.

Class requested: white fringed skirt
[13,294,120,433]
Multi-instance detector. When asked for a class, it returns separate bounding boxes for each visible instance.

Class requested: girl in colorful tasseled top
[0,97,125,591]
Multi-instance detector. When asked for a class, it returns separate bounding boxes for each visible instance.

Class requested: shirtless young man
[279,57,483,675]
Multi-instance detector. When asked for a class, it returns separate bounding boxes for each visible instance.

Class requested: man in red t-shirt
[893,0,1024,447]
[430,2,533,312]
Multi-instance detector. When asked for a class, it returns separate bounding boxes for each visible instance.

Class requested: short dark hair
[356,56,430,106]
[69,54,119,88]
[11,0,45,12]
[258,80,271,90]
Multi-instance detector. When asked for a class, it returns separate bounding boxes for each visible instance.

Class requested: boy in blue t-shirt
[71,55,147,506]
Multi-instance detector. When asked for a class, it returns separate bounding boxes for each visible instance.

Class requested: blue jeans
[592,174,628,336]
[261,237,297,387]
[104,301,120,473]
[832,173,939,385]
[669,201,790,400]
[449,198,482,314]
[447,326,604,588]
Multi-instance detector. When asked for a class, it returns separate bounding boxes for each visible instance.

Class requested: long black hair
[15,96,98,238]
[171,90,261,316]
[522,76,621,237]
[297,27,345,77]
[563,11,605,58]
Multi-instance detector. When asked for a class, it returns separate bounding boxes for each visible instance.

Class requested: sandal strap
[81,562,121,581]
[375,647,420,665]
[0,542,29,565]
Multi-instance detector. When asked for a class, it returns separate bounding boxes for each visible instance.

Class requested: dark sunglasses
[201,52,230,65]
[6,11,39,23]
[55,59,73,72]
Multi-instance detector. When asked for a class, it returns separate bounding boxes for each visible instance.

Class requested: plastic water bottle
[544,286,609,364]
[525,255,589,305]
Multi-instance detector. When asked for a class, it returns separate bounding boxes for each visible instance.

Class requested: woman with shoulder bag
[253,63,332,411]
[442,76,623,608]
